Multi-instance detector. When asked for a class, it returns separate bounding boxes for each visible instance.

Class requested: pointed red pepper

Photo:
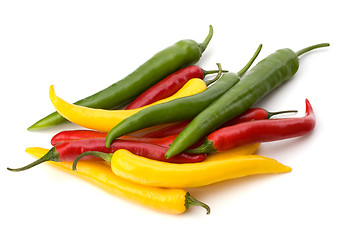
[50,129,177,148]
[51,130,107,145]
[143,108,297,138]
[125,65,225,109]
[187,99,315,154]
[8,137,206,172]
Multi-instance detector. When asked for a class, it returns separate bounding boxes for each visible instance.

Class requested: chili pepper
[109,140,206,163]
[8,137,206,172]
[119,135,177,148]
[50,129,177,148]
[72,143,260,172]
[187,99,315,154]
[165,43,329,159]
[51,130,107,145]
[28,26,214,131]
[143,108,297,138]
[72,143,291,189]
[125,64,227,109]
[49,78,207,132]
[25,147,210,214]
[105,44,263,147]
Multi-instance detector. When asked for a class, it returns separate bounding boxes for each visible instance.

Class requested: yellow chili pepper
[49,78,207,132]
[25,147,210,215]
[73,143,289,189]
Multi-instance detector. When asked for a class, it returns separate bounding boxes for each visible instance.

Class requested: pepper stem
[199,25,213,53]
[185,192,210,214]
[237,44,263,77]
[7,147,59,172]
[204,63,223,86]
[267,109,298,119]
[296,43,330,57]
[185,138,216,154]
[204,69,228,75]
[72,151,112,171]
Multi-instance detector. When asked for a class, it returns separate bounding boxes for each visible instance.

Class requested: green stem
[199,25,213,53]
[7,147,59,172]
[185,138,216,154]
[296,43,330,57]
[204,63,223,86]
[204,69,228,75]
[267,109,298,119]
[72,151,112,171]
[185,192,210,214]
[237,44,263,77]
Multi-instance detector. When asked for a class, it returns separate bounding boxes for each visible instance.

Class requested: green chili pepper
[105,44,263,148]
[165,43,329,158]
[28,26,214,131]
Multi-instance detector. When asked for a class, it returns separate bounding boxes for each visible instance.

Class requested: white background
[1,1,338,239]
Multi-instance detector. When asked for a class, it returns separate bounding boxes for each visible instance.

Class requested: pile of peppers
[9,25,329,215]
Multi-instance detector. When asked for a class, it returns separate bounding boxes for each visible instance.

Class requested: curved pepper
[50,129,177,148]
[51,130,107,145]
[112,146,291,188]
[125,64,225,109]
[72,143,288,189]
[49,78,207,132]
[8,137,206,172]
[143,108,297,138]
[25,147,210,215]
[110,147,291,188]
[187,99,315,154]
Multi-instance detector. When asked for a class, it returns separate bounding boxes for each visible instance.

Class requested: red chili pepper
[51,130,107,145]
[8,137,206,172]
[51,129,205,150]
[125,65,224,109]
[51,129,177,147]
[143,108,297,138]
[110,140,205,163]
[187,99,315,154]
[120,135,177,147]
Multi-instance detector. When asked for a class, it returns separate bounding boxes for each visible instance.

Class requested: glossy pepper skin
[188,99,315,154]
[109,148,291,188]
[25,147,210,215]
[28,26,214,131]
[105,44,263,147]
[73,143,291,189]
[119,135,178,148]
[125,65,225,109]
[165,43,329,158]
[8,137,206,172]
[50,129,177,148]
[51,130,107,145]
[143,108,297,138]
[49,78,207,132]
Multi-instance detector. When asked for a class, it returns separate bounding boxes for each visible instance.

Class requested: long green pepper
[28,26,214,130]
[105,45,263,148]
[165,43,329,158]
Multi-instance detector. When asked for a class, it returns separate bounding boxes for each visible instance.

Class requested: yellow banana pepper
[112,149,291,188]
[74,143,291,188]
[49,78,207,132]
[25,147,210,215]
